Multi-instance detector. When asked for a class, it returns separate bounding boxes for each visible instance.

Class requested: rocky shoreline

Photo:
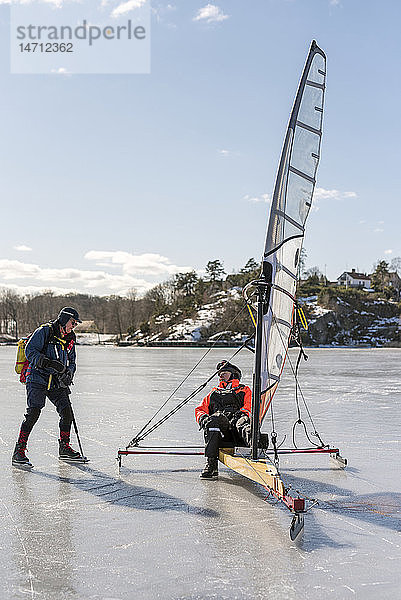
[121,287,401,348]
[2,288,400,348]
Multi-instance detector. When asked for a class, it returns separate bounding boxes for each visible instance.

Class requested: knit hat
[57,307,82,327]
[216,361,242,381]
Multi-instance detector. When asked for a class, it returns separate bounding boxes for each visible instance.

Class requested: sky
[0,0,400,297]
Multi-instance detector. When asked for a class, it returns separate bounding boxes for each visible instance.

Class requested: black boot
[12,443,33,469]
[59,439,82,461]
[200,458,218,479]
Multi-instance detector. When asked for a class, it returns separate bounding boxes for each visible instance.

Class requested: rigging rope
[269,304,326,449]
[243,279,325,454]
[126,302,252,448]
[290,315,324,448]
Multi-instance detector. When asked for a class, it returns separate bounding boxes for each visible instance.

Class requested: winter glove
[209,412,230,430]
[37,355,66,373]
[229,410,244,427]
[198,414,210,430]
[59,369,73,387]
[236,414,250,429]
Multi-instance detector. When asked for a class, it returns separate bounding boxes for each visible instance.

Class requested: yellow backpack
[15,324,53,384]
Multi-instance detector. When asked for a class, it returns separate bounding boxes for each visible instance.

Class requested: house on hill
[337,269,371,289]
[387,271,401,295]
[74,320,98,333]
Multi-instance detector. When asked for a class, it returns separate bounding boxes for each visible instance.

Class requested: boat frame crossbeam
[117,443,346,540]
[117,446,204,468]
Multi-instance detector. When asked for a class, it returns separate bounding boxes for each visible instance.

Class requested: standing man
[12,307,84,468]
[195,361,252,479]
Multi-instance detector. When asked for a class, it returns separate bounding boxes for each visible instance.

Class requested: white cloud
[314,187,357,201]
[312,187,357,211]
[358,219,386,235]
[85,250,192,276]
[0,250,192,297]
[111,0,148,18]
[244,187,356,211]
[193,4,229,23]
[384,249,393,255]
[50,67,71,76]
[218,149,239,157]
[243,193,271,204]
[0,259,148,292]
[14,245,32,252]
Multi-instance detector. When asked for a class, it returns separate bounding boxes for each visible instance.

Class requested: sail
[258,41,326,422]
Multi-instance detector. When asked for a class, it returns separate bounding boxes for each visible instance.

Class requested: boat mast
[250,285,263,459]
[250,277,270,460]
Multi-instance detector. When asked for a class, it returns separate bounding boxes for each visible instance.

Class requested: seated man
[195,361,251,479]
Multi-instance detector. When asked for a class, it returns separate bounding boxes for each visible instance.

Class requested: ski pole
[69,401,88,461]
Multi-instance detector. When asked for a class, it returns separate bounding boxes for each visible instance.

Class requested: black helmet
[57,307,82,327]
[216,361,242,381]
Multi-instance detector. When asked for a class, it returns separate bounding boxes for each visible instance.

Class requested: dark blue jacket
[25,322,76,389]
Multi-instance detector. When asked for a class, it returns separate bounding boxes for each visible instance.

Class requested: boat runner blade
[289,514,304,541]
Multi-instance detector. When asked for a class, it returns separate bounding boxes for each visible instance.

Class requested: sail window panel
[269,211,286,251]
[277,260,298,281]
[297,86,324,130]
[277,237,300,298]
[268,211,302,255]
[308,53,326,86]
[291,126,320,178]
[274,260,296,296]
[263,304,293,388]
[282,217,304,243]
[286,171,314,226]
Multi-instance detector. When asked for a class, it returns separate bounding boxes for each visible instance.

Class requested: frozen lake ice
[1,346,401,599]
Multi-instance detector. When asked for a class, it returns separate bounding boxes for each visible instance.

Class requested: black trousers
[204,412,250,459]
[19,383,73,438]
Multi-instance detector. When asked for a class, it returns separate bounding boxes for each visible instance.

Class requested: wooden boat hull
[219,447,285,494]
[219,448,305,513]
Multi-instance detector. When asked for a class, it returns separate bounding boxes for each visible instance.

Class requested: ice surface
[1,346,401,599]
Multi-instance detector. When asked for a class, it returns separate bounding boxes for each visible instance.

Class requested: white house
[337,269,371,289]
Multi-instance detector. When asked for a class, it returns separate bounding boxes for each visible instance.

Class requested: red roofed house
[337,268,371,289]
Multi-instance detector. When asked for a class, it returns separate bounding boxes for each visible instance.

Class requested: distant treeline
[0,259,260,339]
[1,257,399,341]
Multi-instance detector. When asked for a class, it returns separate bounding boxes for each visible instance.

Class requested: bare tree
[390,257,401,275]
[0,289,23,339]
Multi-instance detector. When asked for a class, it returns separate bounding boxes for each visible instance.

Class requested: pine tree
[371,260,390,293]
[205,260,225,291]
